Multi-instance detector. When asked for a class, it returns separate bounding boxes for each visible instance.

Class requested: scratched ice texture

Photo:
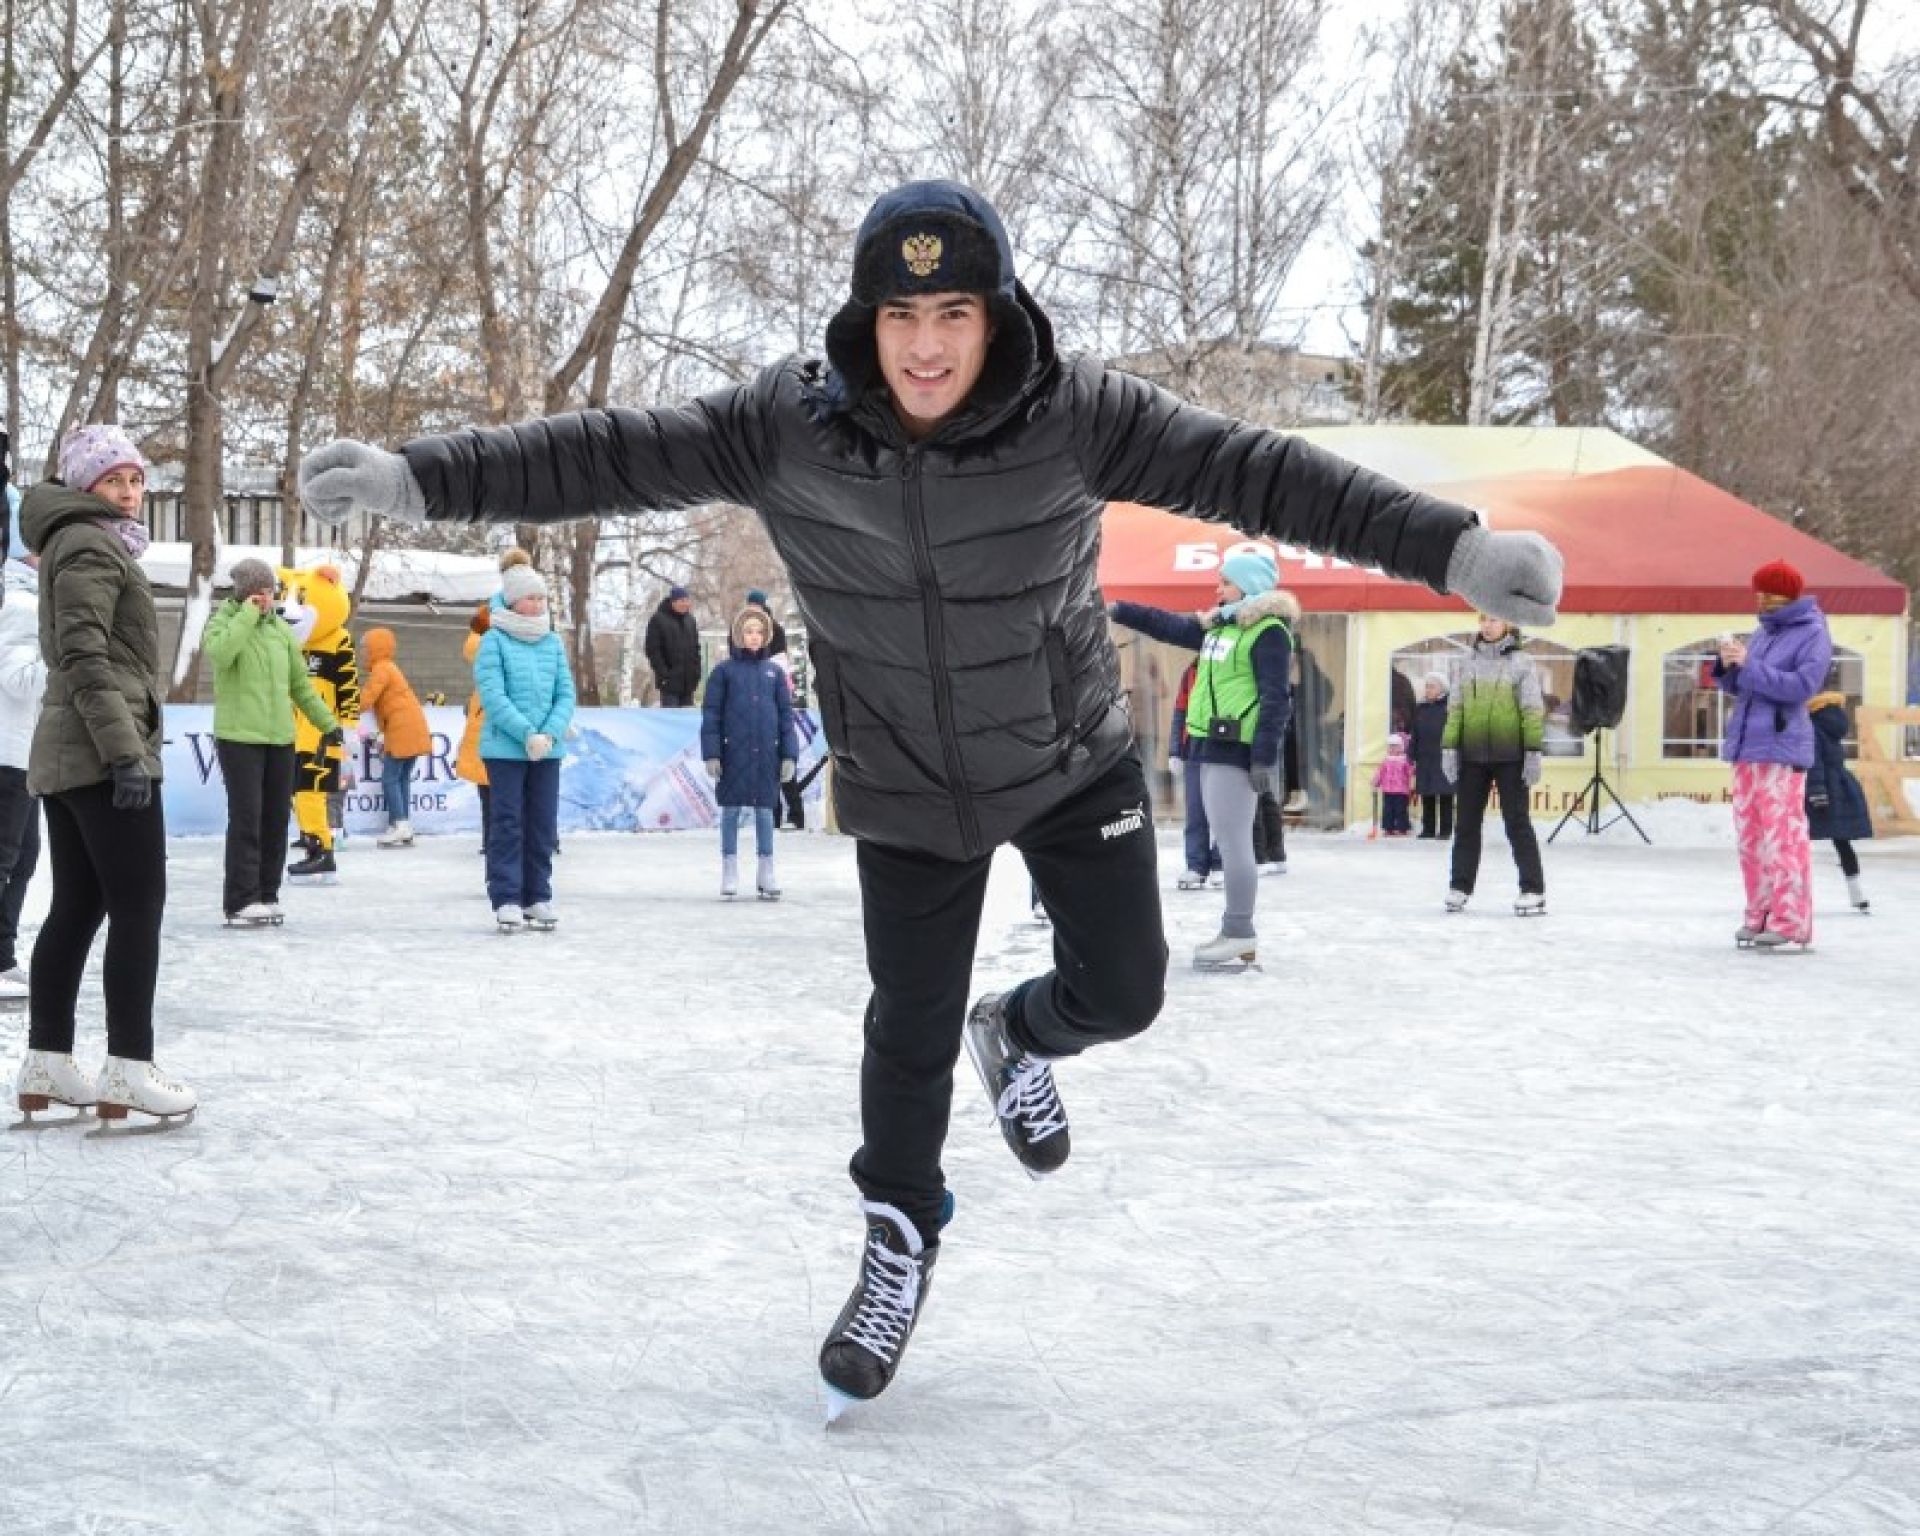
[2,815,1916,1535]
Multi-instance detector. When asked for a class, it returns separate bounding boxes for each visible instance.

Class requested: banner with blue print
[158,706,828,837]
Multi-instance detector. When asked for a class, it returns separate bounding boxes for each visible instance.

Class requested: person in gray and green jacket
[1442,614,1546,914]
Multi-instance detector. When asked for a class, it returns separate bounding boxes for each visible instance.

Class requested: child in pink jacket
[1374,732,1416,837]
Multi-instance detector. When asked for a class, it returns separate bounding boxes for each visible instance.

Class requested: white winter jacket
[0,563,47,771]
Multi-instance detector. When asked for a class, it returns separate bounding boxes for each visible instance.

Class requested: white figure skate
[89,1057,196,1136]
[12,1050,97,1130]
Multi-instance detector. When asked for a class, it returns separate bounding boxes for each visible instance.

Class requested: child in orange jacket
[361,627,432,846]
[456,606,492,855]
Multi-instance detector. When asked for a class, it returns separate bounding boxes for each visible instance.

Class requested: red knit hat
[1751,559,1804,600]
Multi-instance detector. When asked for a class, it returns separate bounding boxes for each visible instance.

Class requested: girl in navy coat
[1804,691,1873,912]
[703,608,798,899]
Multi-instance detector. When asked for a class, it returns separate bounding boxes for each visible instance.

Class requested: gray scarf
[491,606,552,643]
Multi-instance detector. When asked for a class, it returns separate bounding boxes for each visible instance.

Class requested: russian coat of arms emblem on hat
[901,233,943,278]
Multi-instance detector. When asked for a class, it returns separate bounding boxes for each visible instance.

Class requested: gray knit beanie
[500,560,546,606]
[230,558,277,601]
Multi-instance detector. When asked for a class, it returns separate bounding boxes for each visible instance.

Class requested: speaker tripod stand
[1549,730,1650,844]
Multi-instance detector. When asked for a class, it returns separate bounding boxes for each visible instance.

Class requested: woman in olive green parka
[13,424,195,1128]
[206,558,340,922]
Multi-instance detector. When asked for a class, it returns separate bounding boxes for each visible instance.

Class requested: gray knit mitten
[297,440,428,527]
[1445,525,1563,627]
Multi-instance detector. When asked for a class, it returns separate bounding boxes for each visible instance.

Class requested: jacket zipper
[902,449,981,856]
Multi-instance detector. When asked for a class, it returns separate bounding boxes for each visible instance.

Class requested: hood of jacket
[463,629,483,665]
[1224,587,1301,630]
[362,627,396,667]
[19,481,126,554]
[822,180,1055,443]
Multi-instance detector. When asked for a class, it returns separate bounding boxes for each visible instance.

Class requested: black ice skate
[287,835,337,883]
[819,1200,939,1421]
[963,993,1070,1178]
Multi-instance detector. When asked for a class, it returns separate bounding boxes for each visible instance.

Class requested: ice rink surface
[2,818,1917,1535]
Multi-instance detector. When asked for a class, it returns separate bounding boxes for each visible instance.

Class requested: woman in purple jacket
[1714,559,1832,949]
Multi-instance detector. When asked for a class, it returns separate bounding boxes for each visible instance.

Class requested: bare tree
[1061,0,1335,413]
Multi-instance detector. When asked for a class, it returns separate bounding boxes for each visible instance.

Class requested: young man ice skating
[299,180,1563,1413]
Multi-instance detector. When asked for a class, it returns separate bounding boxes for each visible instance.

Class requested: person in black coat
[1805,690,1873,912]
[298,177,1564,1412]
[643,586,702,706]
[1411,670,1455,838]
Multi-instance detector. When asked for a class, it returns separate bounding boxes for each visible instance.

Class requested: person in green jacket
[205,558,341,925]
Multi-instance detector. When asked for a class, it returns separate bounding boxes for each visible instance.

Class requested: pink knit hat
[58,424,146,493]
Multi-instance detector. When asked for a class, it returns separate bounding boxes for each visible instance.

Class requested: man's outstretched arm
[1072,360,1563,626]
[299,373,777,528]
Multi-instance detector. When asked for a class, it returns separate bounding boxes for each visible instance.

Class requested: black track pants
[850,752,1168,1241]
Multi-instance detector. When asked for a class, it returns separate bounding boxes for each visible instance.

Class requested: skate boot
[1735,925,1758,948]
[263,902,285,926]
[1193,929,1258,972]
[522,901,558,931]
[1847,875,1870,913]
[376,820,415,849]
[1751,929,1810,952]
[0,964,28,1007]
[494,904,525,933]
[819,1200,939,1420]
[1514,892,1546,917]
[288,835,337,883]
[1444,888,1470,913]
[224,902,276,928]
[12,1050,96,1130]
[91,1057,196,1135]
[720,855,739,900]
[756,855,781,901]
[963,993,1070,1177]
[1176,870,1210,891]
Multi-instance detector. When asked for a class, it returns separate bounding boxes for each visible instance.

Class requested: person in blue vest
[1109,551,1296,971]
[702,607,799,900]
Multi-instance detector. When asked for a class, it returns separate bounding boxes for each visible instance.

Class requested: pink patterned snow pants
[1732,761,1814,943]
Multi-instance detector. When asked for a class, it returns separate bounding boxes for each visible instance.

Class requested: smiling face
[90,464,146,519]
[874,292,995,439]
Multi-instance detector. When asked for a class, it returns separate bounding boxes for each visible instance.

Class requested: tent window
[1389,633,1583,756]
[1661,642,1864,759]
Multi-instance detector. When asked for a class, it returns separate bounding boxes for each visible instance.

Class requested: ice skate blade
[757,891,781,902]
[823,1383,862,1427]
[10,1101,93,1131]
[1193,956,1259,973]
[524,920,557,932]
[86,1106,194,1138]
[289,872,338,886]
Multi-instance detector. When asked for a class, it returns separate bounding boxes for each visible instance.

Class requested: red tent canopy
[1100,453,1908,617]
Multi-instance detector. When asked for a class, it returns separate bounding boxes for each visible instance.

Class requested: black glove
[320,725,346,751]
[1249,760,1282,799]
[110,759,152,811]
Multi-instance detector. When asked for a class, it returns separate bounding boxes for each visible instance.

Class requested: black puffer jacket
[403,184,1478,860]
[642,597,702,699]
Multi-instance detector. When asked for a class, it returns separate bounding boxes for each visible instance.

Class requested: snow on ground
[3,822,1918,1535]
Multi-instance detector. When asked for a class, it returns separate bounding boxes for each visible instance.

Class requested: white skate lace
[841,1233,922,1363]
[997,1057,1066,1143]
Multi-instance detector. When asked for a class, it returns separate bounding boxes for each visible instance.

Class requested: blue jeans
[720,805,775,858]
[380,754,418,826]
[1182,756,1220,875]
[483,757,560,908]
